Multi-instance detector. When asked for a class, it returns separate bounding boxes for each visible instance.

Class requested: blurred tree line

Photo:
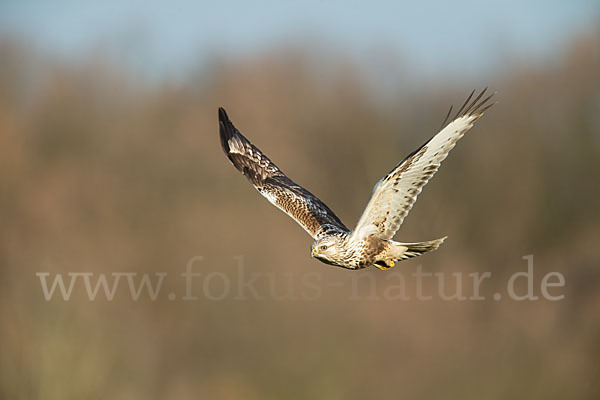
[1,27,599,399]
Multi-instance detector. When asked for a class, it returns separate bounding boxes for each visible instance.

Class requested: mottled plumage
[219,89,495,270]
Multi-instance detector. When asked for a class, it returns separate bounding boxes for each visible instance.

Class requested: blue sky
[0,0,598,80]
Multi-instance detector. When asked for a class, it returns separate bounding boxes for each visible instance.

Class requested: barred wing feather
[351,89,495,241]
[219,108,349,238]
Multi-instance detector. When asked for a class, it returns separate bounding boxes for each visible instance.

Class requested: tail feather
[397,236,447,261]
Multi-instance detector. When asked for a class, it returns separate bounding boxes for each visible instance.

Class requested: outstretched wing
[219,108,349,238]
[351,88,495,241]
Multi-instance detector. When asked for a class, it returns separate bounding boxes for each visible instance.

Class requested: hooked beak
[311,248,319,257]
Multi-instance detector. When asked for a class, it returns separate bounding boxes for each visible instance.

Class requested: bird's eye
[320,245,328,251]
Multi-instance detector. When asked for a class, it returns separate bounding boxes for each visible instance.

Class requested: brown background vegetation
[1,25,599,399]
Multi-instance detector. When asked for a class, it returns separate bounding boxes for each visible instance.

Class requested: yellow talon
[375,260,396,270]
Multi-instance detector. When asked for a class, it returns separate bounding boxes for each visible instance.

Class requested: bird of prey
[219,89,494,270]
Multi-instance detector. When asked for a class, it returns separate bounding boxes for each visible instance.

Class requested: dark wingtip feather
[444,88,496,125]
[218,107,230,124]
[453,89,476,120]
[218,107,234,157]
[439,104,453,130]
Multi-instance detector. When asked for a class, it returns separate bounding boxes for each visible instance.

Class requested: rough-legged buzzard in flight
[219,89,495,270]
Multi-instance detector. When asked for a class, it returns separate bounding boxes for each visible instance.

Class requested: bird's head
[311,236,344,265]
